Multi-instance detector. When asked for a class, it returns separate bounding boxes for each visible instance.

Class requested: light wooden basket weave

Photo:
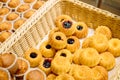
[0,0,120,79]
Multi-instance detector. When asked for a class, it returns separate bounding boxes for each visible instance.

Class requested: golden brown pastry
[17,4,30,12]
[6,12,19,21]
[92,66,108,80]
[66,36,80,53]
[95,26,112,39]
[0,55,3,67]
[8,0,20,8]
[0,22,12,31]
[0,31,11,42]
[24,9,35,19]
[24,48,42,67]
[89,33,108,52]
[47,74,56,80]
[23,0,35,3]
[49,31,67,50]
[79,48,100,67]
[24,68,46,80]
[73,22,88,39]
[14,18,26,29]
[0,7,10,16]
[108,38,120,57]
[0,17,3,22]
[39,40,56,58]
[55,74,75,80]
[33,1,45,10]
[0,67,10,80]
[99,52,115,70]
[0,0,7,2]
[82,36,92,48]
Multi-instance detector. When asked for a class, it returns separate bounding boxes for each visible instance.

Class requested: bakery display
[24,48,42,67]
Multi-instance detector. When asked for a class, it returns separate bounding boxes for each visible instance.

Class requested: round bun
[55,74,75,80]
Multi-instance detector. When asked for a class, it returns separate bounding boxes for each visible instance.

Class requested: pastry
[0,0,7,2]
[0,55,3,67]
[51,57,71,75]
[0,7,10,16]
[15,57,30,77]
[108,38,120,57]
[1,52,18,74]
[55,15,72,28]
[79,48,100,67]
[73,22,88,39]
[0,17,3,22]
[48,27,59,39]
[23,10,35,19]
[17,4,30,12]
[23,0,35,3]
[71,65,93,80]
[33,1,45,10]
[99,52,115,70]
[89,33,108,52]
[82,37,92,48]
[0,22,12,31]
[38,58,52,75]
[39,40,56,58]
[57,19,75,36]
[6,12,19,21]
[24,48,42,67]
[54,49,72,62]
[14,18,26,29]
[8,0,20,8]
[0,67,10,80]
[55,74,75,80]
[92,66,108,80]
[47,74,56,80]
[73,49,82,64]
[95,26,112,39]
[49,31,67,50]
[0,31,11,42]
[66,36,80,52]
[24,68,46,80]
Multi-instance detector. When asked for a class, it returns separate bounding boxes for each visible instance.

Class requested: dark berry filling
[46,44,51,49]
[30,52,37,58]
[60,53,66,57]
[12,9,15,12]
[63,21,72,28]
[77,25,83,30]
[67,38,74,44]
[11,29,15,33]
[43,59,51,68]
[56,36,61,40]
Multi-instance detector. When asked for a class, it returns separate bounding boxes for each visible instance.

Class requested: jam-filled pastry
[66,36,80,53]
[17,4,30,12]
[71,65,93,80]
[79,48,100,67]
[47,74,56,80]
[0,7,10,16]
[8,0,20,8]
[54,49,72,62]
[57,19,75,36]
[73,49,82,64]
[55,15,72,27]
[38,58,52,75]
[24,48,42,67]
[73,22,88,39]
[23,0,35,3]
[49,31,67,50]
[33,1,45,10]
[89,33,108,52]
[14,18,26,29]
[55,74,75,80]
[99,52,115,71]
[51,57,71,75]
[0,31,11,42]
[6,12,19,21]
[39,40,56,58]
[95,26,112,39]
[0,0,7,2]
[108,38,120,57]
[92,66,108,80]
[0,22,12,31]
[23,10,35,19]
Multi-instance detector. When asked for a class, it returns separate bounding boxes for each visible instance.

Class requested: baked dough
[0,31,11,42]
[8,0,20,8]
[0,7,10,16]
[14,18,26,29]
[0,22,12,31]
[17,4,30,12]
[33,1,45,10]
[23,10,35,19]
[6,12,19,21]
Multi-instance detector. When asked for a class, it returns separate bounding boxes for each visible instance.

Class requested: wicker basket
[0,0,120,79]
